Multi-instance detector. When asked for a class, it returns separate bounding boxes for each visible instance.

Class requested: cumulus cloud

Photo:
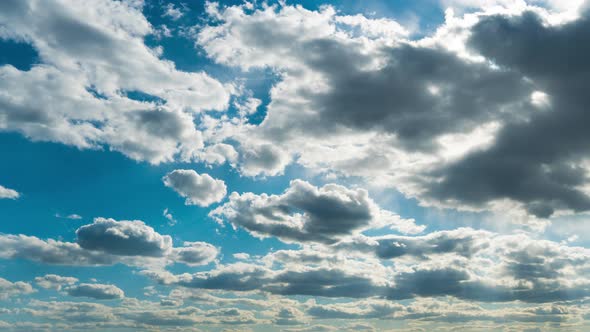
[0,277,34,299]
[35,274,78,290]
[146,227,590,303]
[195,1,590,220]
[163,169,227,207]
[210,180,423,244]
[0,217,217,267]
[426,8,590,217]
[65,283,124,300]
[0,0,230,164]
[171,241,219,266]
[0,184,19,199]
[238,143,291,177]
[76,217,173,257]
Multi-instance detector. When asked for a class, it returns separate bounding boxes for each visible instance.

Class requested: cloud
[162,208,177,226]
[65,283,124,300]
[0,217,217,267]
[55,213,82,220]
[273,307,307,325]
[0,277,34,299]
[171,241,219,266]
[210,180,423,244]
[162,3,185,21]
[0,0,230,164]
[195,2,590,220]
[238,143,291,177]
[146,227,590,303]
[163,169,227,207]
[335,228,491,259]
[76,217,173,257]
[34,274,78,290]
[425,8,590,217]
[0,184,20,199]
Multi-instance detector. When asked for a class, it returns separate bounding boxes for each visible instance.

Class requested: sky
[0,0,590,331]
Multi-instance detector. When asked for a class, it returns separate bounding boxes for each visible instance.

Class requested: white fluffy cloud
[163,169,227,206]
[0,0,231,164]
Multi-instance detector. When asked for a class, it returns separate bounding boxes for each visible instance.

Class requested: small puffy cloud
[65,283,124,300]
[0,185,19,199]
[76,217,173,257]
[210,180,423,244]
[0,277,34,299]
[163,169,227,207]
[171,242,219,266]
[35,274,78,290]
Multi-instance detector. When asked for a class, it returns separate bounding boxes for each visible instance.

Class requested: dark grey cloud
[210,180,422,244]
[197,3,590,219]
[65,283,124,300]
[76,217,173,257]
[294,41,532,151]
[428,9,590,217]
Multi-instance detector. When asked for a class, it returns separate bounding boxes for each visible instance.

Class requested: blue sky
[1,0,590,331]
